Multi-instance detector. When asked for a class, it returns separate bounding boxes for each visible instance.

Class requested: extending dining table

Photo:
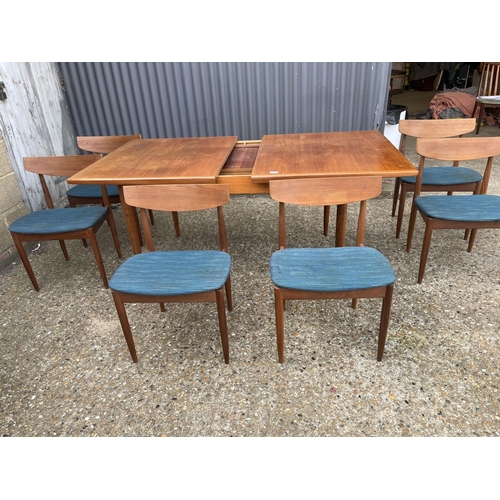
[67,130,417,254]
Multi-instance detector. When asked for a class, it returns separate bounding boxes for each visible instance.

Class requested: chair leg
[406,200,419,253]
[148,209,155,225]
[395,182,408,239]
[224,275,233,311]
[11,234,40,291]
[106,211,122,259]
[172,211,180,237]
[215,288,230,364]
[377,284,394,361]
[111,292,138,362]
[351,298,357,309]
[87,230,109,288]
[391,178,400,217]
[418,220,434,284]
[323,205,330,236]
[475,103,484,135]
[467,228,478,252]
[59,240,70,260]
[274,287,285,363]
[68,200,88,247]
[133,209,144,247]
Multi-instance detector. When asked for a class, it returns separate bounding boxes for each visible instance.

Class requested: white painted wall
[0,62,79,267]
[0,62,79,211]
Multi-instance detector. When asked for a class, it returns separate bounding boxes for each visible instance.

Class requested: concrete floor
[2,110,499,494]
[2,126,499,435]
[2,104,500,498]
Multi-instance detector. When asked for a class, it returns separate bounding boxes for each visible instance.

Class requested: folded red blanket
[429,92,479,119]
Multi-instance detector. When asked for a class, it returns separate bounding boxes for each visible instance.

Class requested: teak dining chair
[471,62,500,135]
[392,118,480,239]
[108,184,232,364]
[269,177,396,362]
[9,155,122,291]
[406,136,500,283]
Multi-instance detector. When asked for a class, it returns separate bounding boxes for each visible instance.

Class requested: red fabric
[429,92,480,119]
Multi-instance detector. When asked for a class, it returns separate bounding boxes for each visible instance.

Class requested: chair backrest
[398,118,476,154]
[269,176,382,249]
[122,184,231,252]
[477,63,500,97]
[23,155,103,208]
[415,136,500,195]
[77,134,142,154]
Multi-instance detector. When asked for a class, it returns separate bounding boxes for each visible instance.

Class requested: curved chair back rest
[123,184,230,212]
[270,176,382,250]
[416,136,500,195]
[416,137,500,162]
[398,118,476,154]
[77,134,142,154]
[477,63,500,97]
[269,176,382,206]
[23,154,103,208]
[123,184,231,252]
[23,154,103,176]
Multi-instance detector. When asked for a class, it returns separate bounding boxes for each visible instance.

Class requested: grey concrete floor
[1,123,500,444]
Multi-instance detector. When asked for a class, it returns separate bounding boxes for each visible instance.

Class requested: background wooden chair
[472,62,500,135]
[406,136,500,283]
[9,155,122,291]
[269,176,395,363]
[108,184,232,364]
[69,135,144,212]
[71,135,180,238]
[392,118,480,239]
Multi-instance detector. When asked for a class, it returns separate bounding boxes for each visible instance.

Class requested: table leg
[119,185,142,254]
[335,203,347,247]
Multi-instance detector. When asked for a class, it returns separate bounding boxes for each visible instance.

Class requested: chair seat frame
[12,155,122,291]
[109,183,232,364]
[11,213,117,291]
[406,136,500,283]
[273,284,394,362]
[391,118,479,239]
[269,176,395,362]
[111,288,230,364]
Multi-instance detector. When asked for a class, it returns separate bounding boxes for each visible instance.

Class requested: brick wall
[0,133,29,270]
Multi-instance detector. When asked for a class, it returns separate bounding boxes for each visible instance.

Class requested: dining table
[67,130,418,254]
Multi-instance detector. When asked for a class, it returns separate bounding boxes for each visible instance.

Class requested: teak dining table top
[68,136,238,185]
[250,130,417,182]
[67,131,417,255]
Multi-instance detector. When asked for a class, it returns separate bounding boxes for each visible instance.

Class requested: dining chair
[269,176,396,363]
[471,62,500,135]
[9,155,122,291]
[392,118,480,239]
[108,184,232,364]
[406,136,500,284]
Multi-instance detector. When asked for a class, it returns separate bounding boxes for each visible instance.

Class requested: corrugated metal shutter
[59,62,391,140]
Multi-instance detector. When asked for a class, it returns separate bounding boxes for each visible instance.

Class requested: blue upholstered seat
[399,166,482,186]
[109,250,231,296]
[66,184,120,198]
[415,194,500,221]
[9,206,108,235]
[270,247,395,292]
